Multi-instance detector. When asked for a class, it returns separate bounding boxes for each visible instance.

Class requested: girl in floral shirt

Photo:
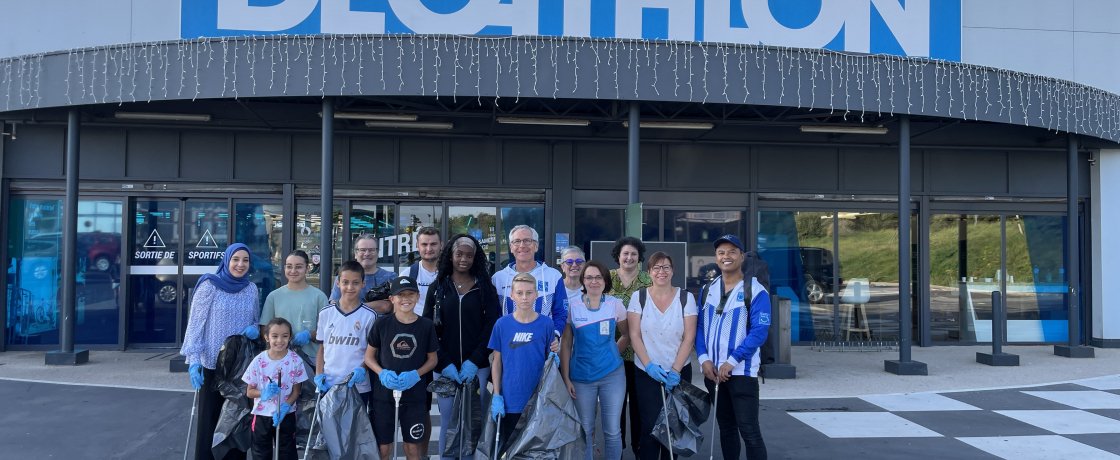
[243,317,308,460]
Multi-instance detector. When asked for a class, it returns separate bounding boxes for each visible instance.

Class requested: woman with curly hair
[422,233,501,459]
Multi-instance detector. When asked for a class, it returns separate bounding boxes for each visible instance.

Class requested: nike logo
[509,332,534,349]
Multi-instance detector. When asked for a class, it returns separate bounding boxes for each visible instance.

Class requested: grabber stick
[392,389,403,460]
[493,413,502,460]
[662,386,675,460]
[274,374,283,460]
[303,388,324,460]
[709,383,719,460]
[183,389,199,460]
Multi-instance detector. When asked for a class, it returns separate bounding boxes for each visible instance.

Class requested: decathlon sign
[181,0,961,61]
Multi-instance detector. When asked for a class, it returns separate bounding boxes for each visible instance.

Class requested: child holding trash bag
[180,243,260,460]
[488,272,558,456]
[314,261,376,401]
[628,252,697,460]
[244,317,308,460]
[365,276,439,460]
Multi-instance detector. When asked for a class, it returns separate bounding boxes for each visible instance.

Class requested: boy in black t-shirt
[364,276,439,460]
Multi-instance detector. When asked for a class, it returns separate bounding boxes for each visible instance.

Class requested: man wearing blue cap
[695,234,770,459]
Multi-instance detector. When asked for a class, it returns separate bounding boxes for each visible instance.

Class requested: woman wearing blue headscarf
[180,243,261,460]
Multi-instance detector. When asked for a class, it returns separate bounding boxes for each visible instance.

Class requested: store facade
[2,1,1118,352]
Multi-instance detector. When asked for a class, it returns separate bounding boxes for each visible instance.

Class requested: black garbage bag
[427,376,482,457]
[476,358,585,460]
[312,382,378,460]
[651,380,711,457]
[211,334,264,458]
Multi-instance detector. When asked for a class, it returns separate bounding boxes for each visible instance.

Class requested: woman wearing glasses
[560,260,629,460]
[559,246,586,304]
[627,252,697,460]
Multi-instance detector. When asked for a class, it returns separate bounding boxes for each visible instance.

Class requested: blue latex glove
[398,370,421,390]
[458,361,478,384]
[260,381,280,402]
[379,370,400,389]
[188,363,204,391]
[348,367,366,387]
[272,402,291,427]
[291,330,311,347]
[665,371,681,390]
[547,352,560,367]
[490,394,505,421]
[242,325,260,340]
[441,364,459,381]
[645,362,668,384]
[313,374,331,393]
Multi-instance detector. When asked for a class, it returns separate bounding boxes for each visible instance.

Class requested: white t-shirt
[316,303,377,393]
[399,263,438,316]
[242,349,309,417]
[627,288,698,371]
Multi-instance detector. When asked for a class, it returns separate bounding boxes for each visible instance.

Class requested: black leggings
[251,414,297,460]
[634,365,693,460]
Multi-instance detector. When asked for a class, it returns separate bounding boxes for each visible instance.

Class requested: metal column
[624,102,642,237]
[320,99,335,294]
[1056,135,1095,358]
[886,115,926,375]
[46,110,89,365]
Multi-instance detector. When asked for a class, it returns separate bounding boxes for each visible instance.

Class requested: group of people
[180,224,771,460]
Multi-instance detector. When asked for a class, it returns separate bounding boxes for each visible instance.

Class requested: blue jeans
[572,364,626,460]
[436,367,491,460]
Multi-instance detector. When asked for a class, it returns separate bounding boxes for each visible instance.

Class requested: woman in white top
[559,246,586,305]
[627,251,698,460]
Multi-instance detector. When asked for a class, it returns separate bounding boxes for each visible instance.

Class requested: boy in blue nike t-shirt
[488,271,556,455]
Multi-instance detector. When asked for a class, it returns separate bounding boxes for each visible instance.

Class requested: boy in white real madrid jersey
[314,260,376,399]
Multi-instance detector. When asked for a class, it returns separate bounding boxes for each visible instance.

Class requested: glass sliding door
[6,198,63,346]
[758,211,837,343]
[75,200,124,345]
[836,212,900,342]
[1004,215,1068,342]
[128,200,183,345]
[234,202,283,307]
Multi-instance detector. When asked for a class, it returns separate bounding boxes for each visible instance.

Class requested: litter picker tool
[302,387,324,460]
[183,389,198,460]
[392,389,402,460]
[709,383,719,460]
[662,386,675,460]
[274,373,283,460]
[492,413,502,460]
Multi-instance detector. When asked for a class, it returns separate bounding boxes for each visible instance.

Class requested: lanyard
[715,278,731,315]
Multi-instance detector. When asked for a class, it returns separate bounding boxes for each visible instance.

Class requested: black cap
[713,234,745,252]
[389,276,420,295]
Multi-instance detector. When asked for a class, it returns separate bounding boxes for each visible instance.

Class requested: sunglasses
[563,258,585,265]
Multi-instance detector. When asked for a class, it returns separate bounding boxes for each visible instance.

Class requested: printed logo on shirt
[736,291,745,302]
[327,334,360,346]
[391,333,418,359]
[537,281,548,292]
[759,312,771,325]
[509,331,535,349]
[353,320,363,332]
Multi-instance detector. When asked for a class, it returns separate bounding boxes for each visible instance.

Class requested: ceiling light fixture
[331,112,418,121]
[496,116,591,127]
[114,112,212,122]
[364,120,454,130]
[622,120,715,130]
[799,124,889,135]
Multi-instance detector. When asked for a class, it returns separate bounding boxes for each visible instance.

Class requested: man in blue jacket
[696,234,770,460]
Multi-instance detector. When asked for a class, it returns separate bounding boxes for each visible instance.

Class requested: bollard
[976,291,1019,366]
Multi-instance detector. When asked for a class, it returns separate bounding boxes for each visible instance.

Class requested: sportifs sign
[182,0,961,61]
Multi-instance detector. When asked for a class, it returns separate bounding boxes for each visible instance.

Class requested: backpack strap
[409,263,420,283]
[679,287,688,314]
[638,287,647,309]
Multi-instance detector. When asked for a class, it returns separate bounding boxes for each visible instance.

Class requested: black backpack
[637,287,690,313]
[699,250,776,381]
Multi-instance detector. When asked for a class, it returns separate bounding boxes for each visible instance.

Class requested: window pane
[297,201,342,288]
[76,200,123,345]
[642,208,660,242]
[1005,215,1068,342]
[836,212,900,343]
[574,208,623,256]
[128,200,181,344]
[397,205,443,271]
[929,214,1001,343]
[501,206,546,267]
[349,203,395,270]
[6,198,63,346]
[758,210,835,343]
[234,203,283,308]
[449,206,499,270]
[668,210,744,293]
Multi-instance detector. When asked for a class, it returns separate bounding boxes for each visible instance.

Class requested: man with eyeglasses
[330,234,396,314]
[491,225,569,336]
[696,234,770,460]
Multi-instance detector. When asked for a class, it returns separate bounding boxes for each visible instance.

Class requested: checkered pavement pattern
[774,375,1120,460]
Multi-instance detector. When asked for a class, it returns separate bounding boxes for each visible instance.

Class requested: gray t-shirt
[261,285,329,358]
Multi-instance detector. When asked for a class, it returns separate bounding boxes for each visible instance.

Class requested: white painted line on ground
[0,376,192,393]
